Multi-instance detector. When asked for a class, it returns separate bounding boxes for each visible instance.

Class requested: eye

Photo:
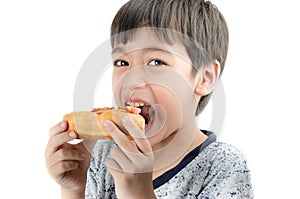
[113,60,129,67]
[148,59,166,66]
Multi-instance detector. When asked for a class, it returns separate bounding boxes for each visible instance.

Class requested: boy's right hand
[45,121,94,196]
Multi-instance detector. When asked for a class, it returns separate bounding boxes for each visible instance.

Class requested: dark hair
[110,0,229,115]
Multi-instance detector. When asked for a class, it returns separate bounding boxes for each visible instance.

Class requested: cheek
[112,71,125,95]
[111,72,123,106]
[154,86,182,126]
[112,67,127,89]
[112,72,119,91]
[153,82,196,132]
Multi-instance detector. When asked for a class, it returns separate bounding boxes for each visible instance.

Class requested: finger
[109,147,132,172]
[108,147,154,173]
[105,158,122,173]
[47,148,86,168]
[49,121,68,136]
[45,131,78,157]
[103,120,137,154]
[122,116,152,154]
[50,161,79,179]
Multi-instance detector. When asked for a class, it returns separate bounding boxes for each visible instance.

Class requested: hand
[45,121,95,196]
[104,116,157,199]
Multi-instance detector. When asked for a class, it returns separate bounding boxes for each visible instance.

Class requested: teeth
[126,102,145,107]
[139,102,144,106]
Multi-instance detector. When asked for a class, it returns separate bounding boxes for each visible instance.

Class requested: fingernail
[81,153,86,158]
[122,115,129,123]
[103,120,112,129]
[61,121,66,128]
[68,131,76,138]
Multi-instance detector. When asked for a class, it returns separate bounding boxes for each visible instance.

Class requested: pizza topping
[125,106,142,114]
[92,107,113,115]
[126,100,154,127]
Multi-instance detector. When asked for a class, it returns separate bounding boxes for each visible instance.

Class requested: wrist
[116,184,157,199]
[61,188,85,199]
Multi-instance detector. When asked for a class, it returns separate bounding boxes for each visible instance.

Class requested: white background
[1,0,299,198]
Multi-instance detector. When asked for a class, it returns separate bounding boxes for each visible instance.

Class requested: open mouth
[126,101,154,130]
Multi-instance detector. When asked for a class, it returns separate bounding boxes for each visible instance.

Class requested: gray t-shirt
[85,132,253,198]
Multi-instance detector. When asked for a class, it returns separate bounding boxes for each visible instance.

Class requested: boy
[45,0,253,198]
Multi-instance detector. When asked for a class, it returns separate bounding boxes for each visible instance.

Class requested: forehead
[111,27,190,60]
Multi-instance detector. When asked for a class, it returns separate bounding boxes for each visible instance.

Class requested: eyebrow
[111,47,172,56]
[111,47,124,55]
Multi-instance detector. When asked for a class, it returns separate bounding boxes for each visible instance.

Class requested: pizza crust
[63,108,145,140]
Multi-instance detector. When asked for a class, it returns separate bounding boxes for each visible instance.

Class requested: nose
[113,66,148,105]
[121,66,148,90]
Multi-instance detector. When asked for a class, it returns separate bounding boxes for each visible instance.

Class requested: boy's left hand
[104,116,156,199]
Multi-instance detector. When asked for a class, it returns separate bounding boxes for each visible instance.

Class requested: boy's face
[111,28,200,149]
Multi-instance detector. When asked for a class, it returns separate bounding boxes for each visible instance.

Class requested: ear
[194,60,220,96]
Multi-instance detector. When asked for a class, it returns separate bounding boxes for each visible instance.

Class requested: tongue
[141,105,150,117]
[141,105,151,124]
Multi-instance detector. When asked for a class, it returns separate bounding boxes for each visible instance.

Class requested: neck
[152,126,207,179]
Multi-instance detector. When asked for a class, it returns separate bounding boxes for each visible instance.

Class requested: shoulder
[196,142,254,198]
[202,141,248,164]
[154,141,253,198]
[199,141,251,181]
